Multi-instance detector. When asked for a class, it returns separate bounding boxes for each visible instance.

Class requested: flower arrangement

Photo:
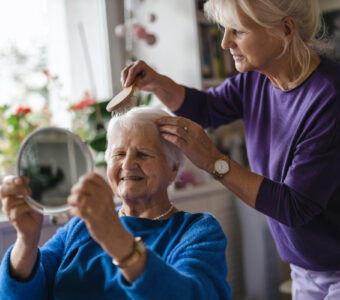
[0,104,51,175]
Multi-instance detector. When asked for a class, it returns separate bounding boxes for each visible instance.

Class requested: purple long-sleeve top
[175,56,340,271]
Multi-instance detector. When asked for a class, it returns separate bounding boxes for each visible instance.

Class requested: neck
[261,51,320,91]
[120,195,178,220]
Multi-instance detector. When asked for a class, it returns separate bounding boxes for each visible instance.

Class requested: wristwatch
[112,236,146,268]
[212,156,230,179]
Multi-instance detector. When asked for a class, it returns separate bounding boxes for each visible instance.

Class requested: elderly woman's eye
[113,152,125,157]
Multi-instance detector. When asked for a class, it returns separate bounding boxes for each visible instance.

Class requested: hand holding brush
[108,60,185,114]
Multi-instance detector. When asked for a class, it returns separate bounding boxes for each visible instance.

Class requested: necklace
[119,202,174,220]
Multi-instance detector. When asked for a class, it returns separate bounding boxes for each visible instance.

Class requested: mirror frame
[16,126,94,215]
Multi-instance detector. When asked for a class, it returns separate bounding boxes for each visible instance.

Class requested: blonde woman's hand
[0,176,43,245]
[121,60,185,111]
[121,60,162,92]
[157,116,223,174]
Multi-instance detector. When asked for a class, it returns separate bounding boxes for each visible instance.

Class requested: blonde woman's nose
[221,28,235,50]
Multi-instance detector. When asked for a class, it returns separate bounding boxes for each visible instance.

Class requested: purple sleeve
[256,97,340,227]
[174,75,245,129]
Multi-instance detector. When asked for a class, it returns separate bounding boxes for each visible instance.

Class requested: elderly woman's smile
[107,126,177,202]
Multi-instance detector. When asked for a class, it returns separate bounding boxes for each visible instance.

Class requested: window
[0,0,124,127]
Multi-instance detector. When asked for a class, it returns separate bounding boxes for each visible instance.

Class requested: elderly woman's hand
[0,176,43,244]
[67,173,133,256]
[157,116,223,175]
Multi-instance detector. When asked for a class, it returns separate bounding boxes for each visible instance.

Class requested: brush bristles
[111,96,139,117]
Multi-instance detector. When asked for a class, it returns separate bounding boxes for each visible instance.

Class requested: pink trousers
[291,264,340,300]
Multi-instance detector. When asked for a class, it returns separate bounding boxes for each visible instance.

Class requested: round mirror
[16,127,94,215]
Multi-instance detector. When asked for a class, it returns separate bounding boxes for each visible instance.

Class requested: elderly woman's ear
[169,164,179,183]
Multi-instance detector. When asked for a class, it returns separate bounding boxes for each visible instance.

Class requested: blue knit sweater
[0,211,231,299]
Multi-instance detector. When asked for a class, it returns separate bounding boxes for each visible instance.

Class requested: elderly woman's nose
[121,153,137,169]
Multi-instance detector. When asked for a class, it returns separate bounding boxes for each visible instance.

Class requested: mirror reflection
[16,127,94,215]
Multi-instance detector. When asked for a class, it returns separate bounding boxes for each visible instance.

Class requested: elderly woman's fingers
[0,175,30,198]
[2,175,29,186]
[70,173,111,196]
[0,182,31,199]
[6,203,34,223]
[1,197,26,216]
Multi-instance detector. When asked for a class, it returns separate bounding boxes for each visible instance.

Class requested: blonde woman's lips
[233,55,243,61]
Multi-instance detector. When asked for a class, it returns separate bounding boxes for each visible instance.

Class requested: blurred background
[0,0,339,299]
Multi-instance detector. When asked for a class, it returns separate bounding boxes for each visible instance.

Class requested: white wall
[129,0,202,89]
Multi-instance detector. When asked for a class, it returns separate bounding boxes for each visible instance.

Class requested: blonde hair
[204,0,324,86]
[105,106,185,171]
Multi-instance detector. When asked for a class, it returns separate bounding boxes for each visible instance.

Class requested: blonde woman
[121,1,340,299]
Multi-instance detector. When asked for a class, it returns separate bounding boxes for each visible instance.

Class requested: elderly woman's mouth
[120,176,144,181]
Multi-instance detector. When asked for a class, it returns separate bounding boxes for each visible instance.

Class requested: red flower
[16,106,32,115]
[42,69,50,77]
[71,91,97,111]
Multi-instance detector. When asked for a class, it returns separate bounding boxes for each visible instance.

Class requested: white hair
[105,106,185,172]
[204,0,325,85]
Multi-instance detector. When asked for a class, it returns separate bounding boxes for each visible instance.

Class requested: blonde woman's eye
[217,24,225,32]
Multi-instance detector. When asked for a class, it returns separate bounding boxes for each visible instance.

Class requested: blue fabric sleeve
[0,219,74,299]
[0,247,47,300]
[118,214,231,300]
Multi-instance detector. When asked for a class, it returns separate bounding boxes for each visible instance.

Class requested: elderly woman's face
[221,7,284,74]
[106,125,177,202]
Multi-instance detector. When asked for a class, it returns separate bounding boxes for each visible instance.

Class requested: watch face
[215,159,229,174]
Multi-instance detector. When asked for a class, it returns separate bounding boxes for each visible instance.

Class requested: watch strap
[112,236,146,268]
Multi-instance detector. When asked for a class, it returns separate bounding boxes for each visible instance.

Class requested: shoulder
[310,56,340,96]
[171,211,226,243]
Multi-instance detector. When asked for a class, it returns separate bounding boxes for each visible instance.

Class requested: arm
[0,176,42,280]
[255,113,340,227]
[121,60,185,111]
[118,214,231,300]
[67,173,148,283]
[0,175,70,299]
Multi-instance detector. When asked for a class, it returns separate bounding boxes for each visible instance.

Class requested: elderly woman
[121,1,340,299]
[0,106,231,300]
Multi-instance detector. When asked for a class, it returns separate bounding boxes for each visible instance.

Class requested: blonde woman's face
[221,8,284,74]
[106,126,177,202]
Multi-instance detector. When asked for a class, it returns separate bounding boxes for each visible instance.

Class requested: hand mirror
[16,127,94,216]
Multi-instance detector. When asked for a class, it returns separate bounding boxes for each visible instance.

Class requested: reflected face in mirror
[17,127,93,215]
